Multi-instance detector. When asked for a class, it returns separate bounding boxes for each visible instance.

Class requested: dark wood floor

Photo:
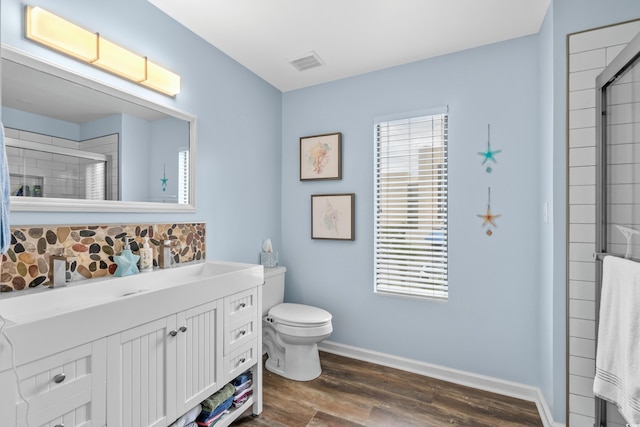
[234,351,542,427]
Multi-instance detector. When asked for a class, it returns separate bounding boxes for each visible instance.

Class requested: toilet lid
[269,303,332,327]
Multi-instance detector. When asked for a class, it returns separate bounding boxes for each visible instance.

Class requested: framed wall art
[300,132,342,180]
[311,193,355,240]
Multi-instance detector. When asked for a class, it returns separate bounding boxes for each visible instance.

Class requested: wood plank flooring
[234,351,543,427]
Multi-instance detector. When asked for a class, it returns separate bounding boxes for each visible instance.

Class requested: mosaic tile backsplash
[0,223,206,292]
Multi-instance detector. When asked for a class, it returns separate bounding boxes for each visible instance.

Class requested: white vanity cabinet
[0,261,264,427]
[105,300,224,427]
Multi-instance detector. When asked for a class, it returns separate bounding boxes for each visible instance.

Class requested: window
[85,161,106,200]
[374,111,448,300]
[178,149,189,204]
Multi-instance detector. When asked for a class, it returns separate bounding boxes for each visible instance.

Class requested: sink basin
[0,260,263,325]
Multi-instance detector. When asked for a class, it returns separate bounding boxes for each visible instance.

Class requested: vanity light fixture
[25,6,181,96]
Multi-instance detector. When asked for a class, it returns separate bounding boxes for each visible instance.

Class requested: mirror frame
[1,44,197,213]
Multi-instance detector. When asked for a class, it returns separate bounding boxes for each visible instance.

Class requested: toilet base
[265,342,322,381]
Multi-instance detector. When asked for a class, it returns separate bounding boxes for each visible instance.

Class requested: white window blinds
[178,149,189,205]
[85,161,106,200]
[374,112,448,300]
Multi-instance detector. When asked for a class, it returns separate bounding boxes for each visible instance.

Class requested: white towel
[168,404,201,427]
[0,122,10,254]
[594,255,640,424]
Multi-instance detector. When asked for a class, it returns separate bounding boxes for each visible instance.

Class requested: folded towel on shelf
[196,395,233,426]
[234,378,252,394]
[232,371,252,387]
[169,404,202,427]
[594,255,640,424]
[0,122,11,254]
[233,386,254,407]
[200,383,235,412]
[195,410,225,427]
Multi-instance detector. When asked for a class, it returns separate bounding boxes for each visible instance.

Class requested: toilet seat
[267,303,332,328]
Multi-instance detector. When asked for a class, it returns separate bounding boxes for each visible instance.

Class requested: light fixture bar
[93,35,147,82]
[25,6,180,96]
[142,59,181,96]
[26,6,98,62]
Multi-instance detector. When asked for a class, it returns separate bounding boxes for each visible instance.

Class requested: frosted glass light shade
[25,5,180,97]
[93,37,146,82]
[26,6,98,62]
[142,60,181,96]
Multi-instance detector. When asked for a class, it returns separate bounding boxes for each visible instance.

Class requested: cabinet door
[106,316,177,427]
[176,300,223,416]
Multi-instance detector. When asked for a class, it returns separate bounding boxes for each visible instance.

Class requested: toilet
[262,266,333,381]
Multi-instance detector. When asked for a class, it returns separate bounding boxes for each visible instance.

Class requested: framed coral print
[300,132,342,180]
[311,193,355,240]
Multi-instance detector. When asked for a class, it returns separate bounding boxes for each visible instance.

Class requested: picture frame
[300,132,342,180]
[311,193,355,240]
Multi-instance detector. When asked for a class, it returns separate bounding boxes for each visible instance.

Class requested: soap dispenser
[114,236,140,277]
[139,237,153,272]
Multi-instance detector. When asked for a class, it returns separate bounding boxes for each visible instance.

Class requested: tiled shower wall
[0,223,205,292]
[5,128,119,200]
[568,20,640,427]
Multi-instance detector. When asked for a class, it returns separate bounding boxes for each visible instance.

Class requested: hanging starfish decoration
[477,187,500,236]
[161,163,168,192]
[478,124,501,173]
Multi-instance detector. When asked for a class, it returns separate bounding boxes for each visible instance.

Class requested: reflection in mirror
[6,133,116,201]
[1,45,196,212]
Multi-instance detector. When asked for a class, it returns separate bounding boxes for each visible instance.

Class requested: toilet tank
[262,266,286,316]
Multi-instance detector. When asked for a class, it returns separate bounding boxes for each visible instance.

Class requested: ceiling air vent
[289,51,324,72]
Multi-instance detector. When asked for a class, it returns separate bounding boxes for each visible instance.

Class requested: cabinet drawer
[18,342,94,403]
[224,313,257,355]
[17,388,96,427]
[224,341,257,383]
[15,340,106,426]
[224,288,257,324]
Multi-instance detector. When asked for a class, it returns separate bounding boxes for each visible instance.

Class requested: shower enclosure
[594,28,640,427]
[5,135,114,201]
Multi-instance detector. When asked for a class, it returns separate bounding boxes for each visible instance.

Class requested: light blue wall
[148,117,188,203]
[538,4,556,420]
[2,106,80,140]
[0,0,283,261]
[120,114,151,202]
[282,36,542,386]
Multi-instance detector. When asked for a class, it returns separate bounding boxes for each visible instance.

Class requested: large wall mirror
[1,45,196,212]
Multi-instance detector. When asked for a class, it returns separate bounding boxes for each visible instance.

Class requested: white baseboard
[318,340,564,427]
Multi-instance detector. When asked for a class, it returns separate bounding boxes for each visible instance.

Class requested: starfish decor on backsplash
[478,124,501,173]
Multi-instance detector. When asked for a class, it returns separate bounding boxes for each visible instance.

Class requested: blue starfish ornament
[161,163,168,192]
[113,250,140,277]
[478,124,501,173]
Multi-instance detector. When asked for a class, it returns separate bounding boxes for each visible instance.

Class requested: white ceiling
[148,0,550,92]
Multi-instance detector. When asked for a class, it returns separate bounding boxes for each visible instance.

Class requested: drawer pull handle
[179,326,188,333]
[238,302,246,309]
[53,373,66,384]
[237,330,246,337]
[237,357,246,366]
[54,424,64,427]
[169,330,178,337]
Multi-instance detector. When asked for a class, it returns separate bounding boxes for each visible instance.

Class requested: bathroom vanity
[0,261,263,427]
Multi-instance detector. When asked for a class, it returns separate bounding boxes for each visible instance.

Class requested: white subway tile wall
[5,129,118,200]
[568,20,640,427]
